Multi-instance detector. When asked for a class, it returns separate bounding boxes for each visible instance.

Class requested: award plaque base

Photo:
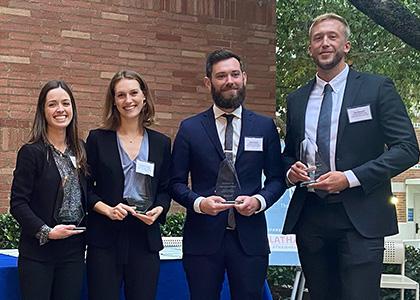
[300,180,316,187]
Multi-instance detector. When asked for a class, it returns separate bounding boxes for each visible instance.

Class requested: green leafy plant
[0,213,20,249]
[160,212,185,237]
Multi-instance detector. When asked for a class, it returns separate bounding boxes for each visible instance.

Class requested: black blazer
[86,128,171,251]
[283,69,420,238]
[10,141,87,261]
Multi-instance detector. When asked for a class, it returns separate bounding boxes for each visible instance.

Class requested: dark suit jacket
[10,141,87,262]
[283,69,420,238]
[86,128,171,252]
[170,107,286,256]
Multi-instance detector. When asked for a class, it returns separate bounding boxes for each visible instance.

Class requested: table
[0,252,272,300]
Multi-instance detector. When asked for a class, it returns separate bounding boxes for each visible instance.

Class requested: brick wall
[0,0,276,212]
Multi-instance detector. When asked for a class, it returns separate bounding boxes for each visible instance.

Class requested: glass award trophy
[215,158,241,204]
[299,138,328,188]
[126,175,153,214]
[54,176,84,226]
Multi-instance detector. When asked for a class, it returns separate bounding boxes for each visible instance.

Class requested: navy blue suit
[170,106,286,299]
[283,69,420,299]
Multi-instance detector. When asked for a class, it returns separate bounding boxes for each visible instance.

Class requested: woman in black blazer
[86,70,171,300]
[10,80,88,300]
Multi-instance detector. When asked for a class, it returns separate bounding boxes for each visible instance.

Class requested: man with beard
[282,13,419,299]
[170,49,286,300]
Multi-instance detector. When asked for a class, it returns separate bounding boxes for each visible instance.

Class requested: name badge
[244,137,263,152]
[347,105,372,123]
[69,156,77,168]
[136,160,155,177]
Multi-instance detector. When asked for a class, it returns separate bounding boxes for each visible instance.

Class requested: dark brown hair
[29,80,88,175]
[206,49,245,78]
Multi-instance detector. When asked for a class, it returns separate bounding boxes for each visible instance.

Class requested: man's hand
[288,161,311,184]
[234,196,261,216]
[199,196,234,216]
[309,171,349,193]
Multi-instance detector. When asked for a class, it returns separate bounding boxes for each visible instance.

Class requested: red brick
[156,33,182,42]
[0,0,279,212]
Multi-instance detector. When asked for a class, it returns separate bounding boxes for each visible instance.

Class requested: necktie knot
[323,83,333,94]
[223,114,234,124]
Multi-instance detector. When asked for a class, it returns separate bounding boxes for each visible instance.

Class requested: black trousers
[296,198,384,300]
[87,232,160,300]
[183,230,268,300]
[18,255,84,300]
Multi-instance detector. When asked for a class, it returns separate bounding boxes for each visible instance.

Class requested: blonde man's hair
[309,13,351,40]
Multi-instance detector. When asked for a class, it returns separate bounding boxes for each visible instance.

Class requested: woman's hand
[48,224,84,240]
[132,206,163,225]
[106,203,137,221]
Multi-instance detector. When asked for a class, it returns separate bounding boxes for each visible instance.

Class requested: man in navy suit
[282,13,420,299]
[170,49,286,300]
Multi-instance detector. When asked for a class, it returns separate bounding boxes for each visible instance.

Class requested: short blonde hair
[309,13,351,40]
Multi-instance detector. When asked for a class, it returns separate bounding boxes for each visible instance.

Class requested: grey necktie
[224,114,234,161]
[316,84,333,171]
[223,114,236,229]
[314,84,332,199]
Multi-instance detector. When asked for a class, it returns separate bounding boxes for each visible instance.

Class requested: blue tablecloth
[0,254,272,300]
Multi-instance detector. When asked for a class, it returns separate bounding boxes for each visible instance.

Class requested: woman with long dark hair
[10,80,88,300]
[86,70,171,300]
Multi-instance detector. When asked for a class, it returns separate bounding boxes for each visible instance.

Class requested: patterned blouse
[36,145,83,245]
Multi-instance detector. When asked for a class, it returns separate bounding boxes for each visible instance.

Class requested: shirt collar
[315,64,349,94]
[213,104,242,120]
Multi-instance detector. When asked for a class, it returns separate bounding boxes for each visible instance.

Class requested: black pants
[18,255,84,300]
[87,238,160,300]
[183,230,268,300]
[296,199,384,300]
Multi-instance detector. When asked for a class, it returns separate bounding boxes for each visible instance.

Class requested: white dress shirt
[193,105,267,213]
[304,64,360,187]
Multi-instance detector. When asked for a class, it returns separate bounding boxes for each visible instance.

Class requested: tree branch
[348,0,420,50]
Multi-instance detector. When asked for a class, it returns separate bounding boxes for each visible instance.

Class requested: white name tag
[347,105,372,123]
[136,160,155,177]
[69,156,77,168]
[244,137,263,151]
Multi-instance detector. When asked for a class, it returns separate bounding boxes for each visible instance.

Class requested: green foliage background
[276,0,420,136]
[0,213,19,249]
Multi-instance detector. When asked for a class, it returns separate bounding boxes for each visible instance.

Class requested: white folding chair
[162,236,183,248]
[381,239,419,300]
[290,266,306,300]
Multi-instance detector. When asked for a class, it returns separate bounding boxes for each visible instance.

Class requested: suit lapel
[236,108,252,162]
[336,69,362,145]
[146,129,160,163]
[107,131,125,189]
[201,108,225,160]
[296,79,315,144]
[145,128,160,199]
